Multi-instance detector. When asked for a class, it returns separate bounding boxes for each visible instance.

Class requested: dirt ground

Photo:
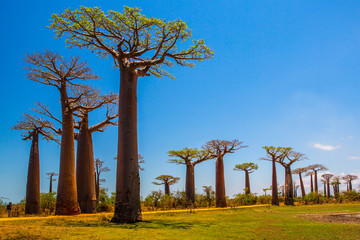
[302,212,360,224]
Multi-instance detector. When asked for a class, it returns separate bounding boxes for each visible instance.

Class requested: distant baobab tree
[25,50,99,215]
[94,158,110,204]
[293,184,300,197]
[234,162,258,194]
[46,172,58,193]
[342,174,358,191]
[321,173,333,198]
[292,167,308,198]
[204,139,247,207]
[263,187,271,196]
[152,175,180,195]
[168,148,214,204]
[305,171,314,193]
[331,176,341,195]
[307,164,328,193]
[278,184,285,197]
[13,114,58,214]
[260,146,291,206]
[320,178,327,197]
[50,6,214,223]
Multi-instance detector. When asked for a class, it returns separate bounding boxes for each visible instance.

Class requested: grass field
[1,203,360,239]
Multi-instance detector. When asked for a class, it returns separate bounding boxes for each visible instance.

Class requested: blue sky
[1,0,360,202]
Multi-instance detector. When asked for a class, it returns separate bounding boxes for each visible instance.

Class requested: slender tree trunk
[216,156,226,207]
[49,176,53,193]
[324,183,327,197]
[96,172,100,204]
[327,182,331,198]
[112,67,141,223]
[25,131,40,214]
[332,185,336,195]
[271,159,279,206]
[244,171,250,194]
[56,91,80,215]
[310,174,314,192]
[349,180,352,191]
[185,164,195,203]
[337,184,340,194]
[299,173,306,197]
[347,182,349,191]
[165,182,170,195]
[314,170,318,192]
[284,165,294,205]
[76,115,97,213]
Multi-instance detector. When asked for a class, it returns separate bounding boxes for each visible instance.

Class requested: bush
[40,192,56,215]
[343,190,360,202]
[258,195,271,204]
[97,188,115,212]
[233,193,258,206]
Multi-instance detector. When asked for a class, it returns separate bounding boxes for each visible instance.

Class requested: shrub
[233,193,258,206]
[40,192,56,215]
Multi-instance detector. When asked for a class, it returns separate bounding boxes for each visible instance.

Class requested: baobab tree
[152,175,180,195]
[50,6,213,223]
[13,114,58,214]
[168,148,214,204]
[331,176,341,194]
[25,50,99,215]
[260,146,291,206]
[320,178,327,197]
[321,173,333,198]
[293,184,300,197]
[204,139,247,207]
[95,158,110,204]
[263,187,271,196]
[291,167,308,198]
[305,171,314,193]
[307,164,328,192]
[342,174,358,191]
[46,172,58,193]
[233,162,258,194]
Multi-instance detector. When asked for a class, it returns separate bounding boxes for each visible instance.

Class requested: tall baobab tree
[168,148,214,204]
[292,167,308,198]
[342,175,358,191]
[25,50,99,215]
[331,176,341,195]
[233,162,258,194]
[307,164,328,193]
[94,158,110,204]
[260,146,291,206]
[152,175,180,195]
[46,172,58,193]
[305,171,314,193]
[13,114,58,214]
[321,173,333,198]
[277,149,306,205]
[50,6,213,223]
[204,139,247,207]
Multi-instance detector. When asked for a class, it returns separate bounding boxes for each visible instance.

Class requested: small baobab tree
[46,172,58,193]
[233,162,258,194]
[321,173,333,198]
[50,6,214,223]
[13,114,58,214]
[260,146,290,206]
[152,175,180,195]
[331,176,341,195]
[25,50,99,215]
[293,184,300,197]
[305,171,314,193]
[204,139,247,207]
[94,158,110,204]
[292,167,308,198]
[307,164,328,192]
[342,174,358,191]
[263,187,271,196]
[168,148,214,204]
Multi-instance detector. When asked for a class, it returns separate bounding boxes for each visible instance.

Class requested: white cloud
[348,156,360,160]
[312,143,340,151]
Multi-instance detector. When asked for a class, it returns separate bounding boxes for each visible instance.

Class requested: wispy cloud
[312,143,340,151]
[348,156,360,160]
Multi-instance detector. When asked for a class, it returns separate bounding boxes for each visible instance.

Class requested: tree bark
[245,170,250,194]
[95,172,100,204]
[76,115,97,213]
[164,182,170,195]
[310,174,314,192]
[314,170,318,192]
[49,175,53,193]
[185,164,195,204]
[216,156,227,207]
[271,159,279,206]
[112,66,141,223]
[349,180,352,191]
[284,165,294,205]
[25,130,40,214]
[56,87,80,215]
[327,182,331,198]
[298,173,306,198]
[323,183,327,197]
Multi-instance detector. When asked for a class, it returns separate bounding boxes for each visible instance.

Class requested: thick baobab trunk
[314,171,318,192]
[25,131,40,214]
[164,182,170,195]
[349,180,353,191]
[310,174,314,192]
[76,115,97,213]
[323,183,326,197]
[298,173,306,197]
[56,107,80,215]
[284,165,294,205]
[112,67,141,223]
[327,182,331,198]
[216,156,227,207]
[185,164,195,203]
[271,160,279,206]
[244,170,250,194]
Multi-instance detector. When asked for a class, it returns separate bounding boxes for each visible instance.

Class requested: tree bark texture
[271,160,279,206]
[349,181,353,191]
[164,182,170,195]
[76,115,97,213]
[56,93,80,215]
[299,173,306,198]
[185,164,195,203]
[314,171,318,192]
[25,131,40,214]
[327,182,331,198]
[310,174,314,192]
[284,165,294,205]
[216,156,227,207]
[245,171,250,194]
[323,183,327,197]
[112,67,141,223]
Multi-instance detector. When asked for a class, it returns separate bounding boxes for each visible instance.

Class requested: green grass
[1,204,360,239]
